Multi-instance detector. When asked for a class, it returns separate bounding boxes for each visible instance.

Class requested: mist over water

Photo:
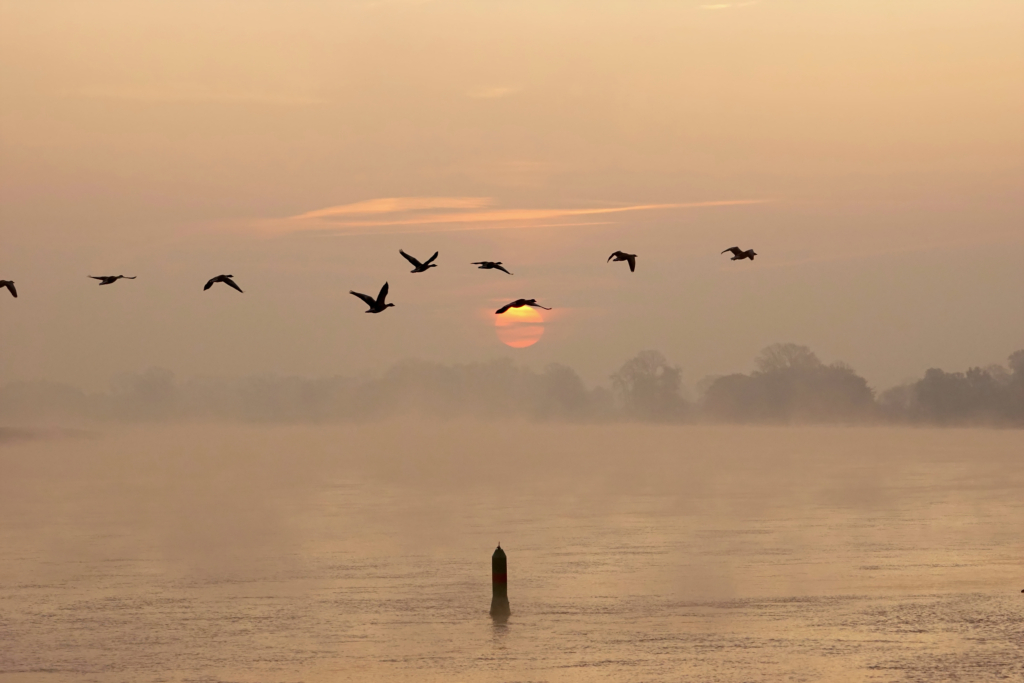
[2,343,1021,427]
[1,422,1021,681]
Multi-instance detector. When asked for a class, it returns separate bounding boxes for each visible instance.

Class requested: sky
[1,0,1021,391]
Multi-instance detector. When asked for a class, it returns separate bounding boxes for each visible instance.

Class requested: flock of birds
[347,245,755,314]
[0,246,758,311]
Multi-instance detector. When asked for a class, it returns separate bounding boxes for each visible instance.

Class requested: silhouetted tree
[1009,351,1024,421]
[703,343,875,423]
[610,350,688,421]
[755,343,822,373]
[881,350,1024,425]
[532,363,592,419]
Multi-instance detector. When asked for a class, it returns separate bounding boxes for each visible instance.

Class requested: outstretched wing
[495,302,514,315]
[530,303,552,310]
[471,262,487,266]
[494,264,512,275]
[350,290,377,308]
[3,282,16,298]
[376,281,390,306]
[423,251,439,266]
[722,247,741,256]
[399,250,422,268]
[608,252,620,262]
[88,276,105,281]
[204,277,217,290]
[223,277,243,293]
[626,255,636,272]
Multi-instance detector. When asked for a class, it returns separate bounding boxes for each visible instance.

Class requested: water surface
[1,424,1021,681]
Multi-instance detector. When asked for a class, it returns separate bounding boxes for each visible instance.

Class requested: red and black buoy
[490,544,510,620]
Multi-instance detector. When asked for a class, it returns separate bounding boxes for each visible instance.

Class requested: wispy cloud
[274,197,768,235]
[293,197,491,220]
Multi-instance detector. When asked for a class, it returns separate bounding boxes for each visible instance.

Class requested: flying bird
[204,274,243,293]
[495,299,552,315]
[722,247,757,261]
[607,251,637,272]
[351,281,395,313]
[400,249,439,273]
[472,261,513,275]
[89,275,136,285]
[0,280,16,298]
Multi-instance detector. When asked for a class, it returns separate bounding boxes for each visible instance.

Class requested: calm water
[1,424,1022,682]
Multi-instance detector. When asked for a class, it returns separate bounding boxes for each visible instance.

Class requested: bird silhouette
[0,280,16,298]
[722,246,757,261]
[495,299,551,315]
[400,249,439,273]
[607,251,637,272]
[89,275,136,285]
[351,282,395,313]
[204,274,243,293]
[472,261,513,275]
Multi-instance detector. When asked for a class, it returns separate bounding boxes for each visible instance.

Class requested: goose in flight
[400,249,439,273]
[89,275,136,285]
[351,281,394,313]
[0,280,16,298]
[495,299,552,315]
[472,261,513,275]
[204,274,243,293]
[607,251,637,272]
[722,246,757,261]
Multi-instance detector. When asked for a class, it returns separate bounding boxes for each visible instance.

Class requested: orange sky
[0,0,1021,390]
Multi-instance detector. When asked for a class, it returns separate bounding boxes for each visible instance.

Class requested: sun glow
[495,306,544,348]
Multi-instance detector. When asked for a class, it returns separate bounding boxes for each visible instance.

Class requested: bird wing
[376,281,390,305]
[494,264,512,275]
[423,251,439,266]
[530,303,552,310]
[3,282,16,297]
[350,291,377,308]
[223,277,243,293]
[722,247,741,256]
[88,276,105,280]
[399,250,422,268]
[608,252,620,262]
[471,262,486,266]
[124,276,137,279]
[627,255,636,272]
[204,277,217,290]
[495,302,514,315]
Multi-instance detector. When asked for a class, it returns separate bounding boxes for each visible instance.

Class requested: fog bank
[2,345,1021,427]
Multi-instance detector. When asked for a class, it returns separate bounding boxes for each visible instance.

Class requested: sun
[495,306,545,348]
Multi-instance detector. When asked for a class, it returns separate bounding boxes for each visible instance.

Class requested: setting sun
[495,306,544,348]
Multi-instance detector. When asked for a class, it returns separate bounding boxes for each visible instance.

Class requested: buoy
[490,544,511,620]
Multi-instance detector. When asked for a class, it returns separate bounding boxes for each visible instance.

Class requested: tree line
[1,344,1021,426]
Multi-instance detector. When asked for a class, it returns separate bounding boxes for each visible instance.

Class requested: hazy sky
[1,0,1021,390]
